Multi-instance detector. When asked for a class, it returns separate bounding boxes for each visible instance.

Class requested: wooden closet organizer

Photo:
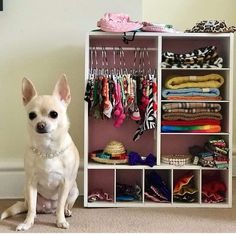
[84,31,233,208]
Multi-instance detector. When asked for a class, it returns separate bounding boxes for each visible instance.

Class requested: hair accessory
[128,151,156,167]
[97,13,143,33]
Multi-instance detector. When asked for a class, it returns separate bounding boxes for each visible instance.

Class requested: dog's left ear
[53,74,71,105]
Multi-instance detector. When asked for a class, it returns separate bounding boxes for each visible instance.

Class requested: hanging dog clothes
[133,75,157,141]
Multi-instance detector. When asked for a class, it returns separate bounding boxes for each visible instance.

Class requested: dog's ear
[53,74,71,105]
[22,78,38,106]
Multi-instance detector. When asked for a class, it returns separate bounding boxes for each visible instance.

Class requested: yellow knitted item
[165,74,224,89]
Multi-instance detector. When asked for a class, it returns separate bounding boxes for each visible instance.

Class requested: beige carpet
[1,179,236,233]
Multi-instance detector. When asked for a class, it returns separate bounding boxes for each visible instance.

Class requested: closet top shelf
[89,30,233,38]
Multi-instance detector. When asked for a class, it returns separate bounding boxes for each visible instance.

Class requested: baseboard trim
[0,159,84,199]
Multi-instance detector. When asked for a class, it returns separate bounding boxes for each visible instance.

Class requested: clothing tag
[202,88,210,92]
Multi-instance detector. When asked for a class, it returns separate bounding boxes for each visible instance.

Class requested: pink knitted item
[97,13,143,33]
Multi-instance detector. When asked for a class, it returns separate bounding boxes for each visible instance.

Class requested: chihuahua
[1,75,79,231]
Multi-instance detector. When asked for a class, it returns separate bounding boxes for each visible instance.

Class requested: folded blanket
[166,96,222,101]
[164,74,224,89]
[161,119,221,126]
[162,102,221,111]
[161,125,221,133]
[162,112,222,121]
[163,108,221,113]
[162,87,220,99]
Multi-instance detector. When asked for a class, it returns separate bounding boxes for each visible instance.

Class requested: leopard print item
[162,46,223,68]
[185,20,236,33]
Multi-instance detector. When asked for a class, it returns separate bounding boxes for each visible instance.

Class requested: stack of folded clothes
[202,180,227,203]
[189,137,229,169]
[162,74,224,100]
[161,45,223,68]
[173,173,198,203]
[161,102,222,133]
[144,171,171,203]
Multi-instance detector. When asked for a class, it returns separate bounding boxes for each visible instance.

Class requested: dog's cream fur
[1,75,79,231]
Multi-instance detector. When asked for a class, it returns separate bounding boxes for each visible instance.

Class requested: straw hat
[90,140,128,164]
[104,141,126,156]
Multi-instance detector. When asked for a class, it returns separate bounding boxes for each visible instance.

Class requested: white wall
[0,0,142,198]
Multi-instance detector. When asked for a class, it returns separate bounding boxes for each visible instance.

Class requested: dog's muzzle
[36,121,48,134]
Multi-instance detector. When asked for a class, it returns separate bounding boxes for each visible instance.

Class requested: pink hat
[97,13,143,33]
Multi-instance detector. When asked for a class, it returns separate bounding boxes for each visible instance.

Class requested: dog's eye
[49,111,58,119]
[29,112,37,120]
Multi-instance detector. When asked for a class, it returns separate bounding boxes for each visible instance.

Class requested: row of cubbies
[87,168,228,206]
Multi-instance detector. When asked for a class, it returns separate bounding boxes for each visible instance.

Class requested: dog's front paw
[56,220,69,229]
[65,209,72,217]
[16,223,32,231]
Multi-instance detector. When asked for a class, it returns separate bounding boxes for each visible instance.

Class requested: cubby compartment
[116,169,143,203]
[88,169,115,204]
[144,169,172,203]
[201,169,229,204]
[173,169,200,203]
[161,134,229,168]
[162,35,230,68]
[161,69,230,101]
[161,102,229,134]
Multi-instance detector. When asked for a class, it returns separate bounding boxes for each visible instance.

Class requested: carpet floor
[0,179,236,233]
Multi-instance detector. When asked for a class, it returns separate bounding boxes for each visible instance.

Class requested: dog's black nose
[36,122,48,133]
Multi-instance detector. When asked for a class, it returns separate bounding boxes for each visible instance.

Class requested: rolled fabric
[165,74,224,89]
[162,87,220,98]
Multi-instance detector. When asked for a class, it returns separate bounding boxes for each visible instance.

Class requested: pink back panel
[88,118,155,156]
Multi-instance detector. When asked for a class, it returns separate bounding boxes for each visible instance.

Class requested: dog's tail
[1,201,27,220]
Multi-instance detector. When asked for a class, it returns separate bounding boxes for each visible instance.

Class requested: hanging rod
[89,47,158,51]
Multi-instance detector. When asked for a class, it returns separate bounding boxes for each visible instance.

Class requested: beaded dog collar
[30,144,71,159]
[161,154,192,166]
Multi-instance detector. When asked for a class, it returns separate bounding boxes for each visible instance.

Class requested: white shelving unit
[84,31,234,208]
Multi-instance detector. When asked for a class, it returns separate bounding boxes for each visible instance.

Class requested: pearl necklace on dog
[30,144,71,159]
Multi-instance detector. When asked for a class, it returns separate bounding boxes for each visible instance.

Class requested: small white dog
[1,75,80,231]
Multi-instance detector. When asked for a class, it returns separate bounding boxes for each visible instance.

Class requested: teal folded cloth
[162,88,220,98]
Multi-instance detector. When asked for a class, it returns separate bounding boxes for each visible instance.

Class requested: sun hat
[97,13,143,33]
[90,140,128,164]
